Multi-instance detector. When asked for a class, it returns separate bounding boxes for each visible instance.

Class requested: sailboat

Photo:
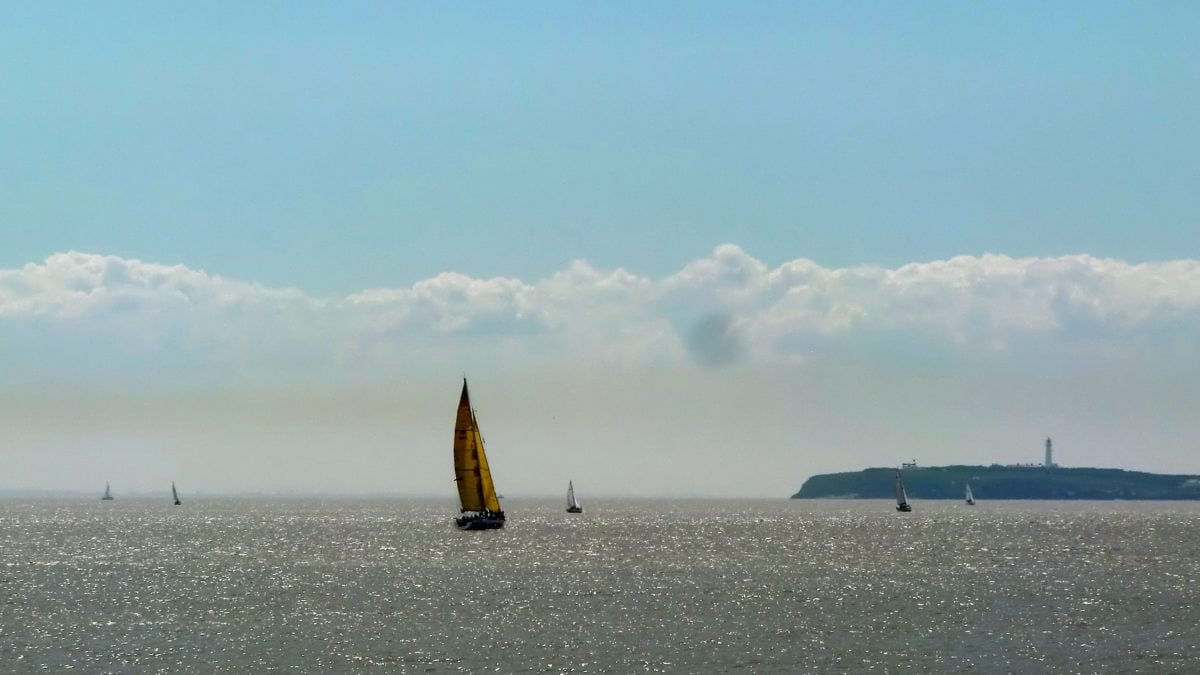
[452,379,505,530]
[101,482,114,501]
[894,469,912,512]
[965,483,975,506]
[566,480,583,514]
[172,482,182,506]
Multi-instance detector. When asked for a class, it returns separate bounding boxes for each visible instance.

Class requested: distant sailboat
[965,483,975,506]
[894,469,912,512]
[172,482,182,506]
[452,379,505,530]
[101,482,114,501]
[566,480,583,514]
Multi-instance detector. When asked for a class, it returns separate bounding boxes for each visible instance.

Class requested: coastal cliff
[792,465,1200,500]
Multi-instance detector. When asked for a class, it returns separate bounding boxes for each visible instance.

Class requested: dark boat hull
[566,507,583,513]
[896,504,912,512]
[455,513,505,530]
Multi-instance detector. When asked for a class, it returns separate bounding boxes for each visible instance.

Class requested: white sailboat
[894,469,912,512]
[566,480,583,514]
[965,483,975,506]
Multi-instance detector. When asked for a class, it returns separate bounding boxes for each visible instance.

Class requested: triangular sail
[473,414,501,512]
[965,483,974,504]
[894,471,908,506]
[567,480,580,509]
[453,380,501,513]
[172,482,181,504]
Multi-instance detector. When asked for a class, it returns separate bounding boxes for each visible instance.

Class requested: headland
[792,465,1200,500]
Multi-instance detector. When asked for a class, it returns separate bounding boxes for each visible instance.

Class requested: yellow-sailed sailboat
[453,379,505,530]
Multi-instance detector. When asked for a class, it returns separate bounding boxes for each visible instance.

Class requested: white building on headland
[1001,438,1060,468]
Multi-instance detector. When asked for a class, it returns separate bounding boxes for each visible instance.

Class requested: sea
[1,498,1197,673]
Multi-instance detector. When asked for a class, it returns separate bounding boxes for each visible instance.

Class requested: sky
[1,3,1198,497]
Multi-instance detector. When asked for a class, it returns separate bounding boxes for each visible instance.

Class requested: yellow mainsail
[453,379,501,513]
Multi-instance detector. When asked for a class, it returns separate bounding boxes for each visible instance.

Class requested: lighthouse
[1044,437,1054,468]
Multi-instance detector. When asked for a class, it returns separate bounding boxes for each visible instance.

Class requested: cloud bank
[3,245,1199,381]
[4,246,1200,494]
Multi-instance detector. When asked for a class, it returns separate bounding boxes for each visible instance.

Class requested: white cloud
[2,247,1199,380]
[0,251,315,318]
[4,248,1200,494]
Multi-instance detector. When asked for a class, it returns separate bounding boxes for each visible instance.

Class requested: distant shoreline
[793,465,1200,500]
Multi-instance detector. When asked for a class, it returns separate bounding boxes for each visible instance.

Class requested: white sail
[567,481,581,510]
[894,470,911,511]
[965,483,975,504]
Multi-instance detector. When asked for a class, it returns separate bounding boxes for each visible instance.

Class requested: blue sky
[3,2,1196,293]
[1,3,1198,496]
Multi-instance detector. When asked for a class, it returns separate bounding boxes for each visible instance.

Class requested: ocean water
[1,498,1198,673]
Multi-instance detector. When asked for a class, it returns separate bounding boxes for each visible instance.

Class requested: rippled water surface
[2,498,1198,673]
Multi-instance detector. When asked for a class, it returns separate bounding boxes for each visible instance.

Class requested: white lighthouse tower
[1044,437,1055,468]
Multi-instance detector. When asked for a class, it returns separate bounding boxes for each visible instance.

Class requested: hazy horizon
[4,249,1198,497]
